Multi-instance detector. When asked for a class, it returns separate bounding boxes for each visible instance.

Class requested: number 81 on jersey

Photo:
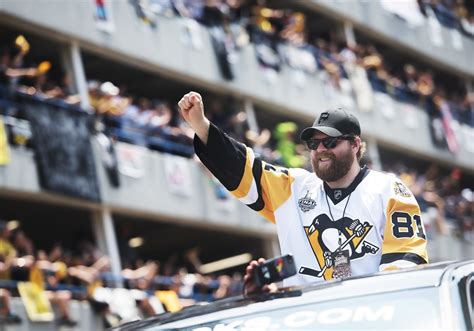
[391,212,426,240]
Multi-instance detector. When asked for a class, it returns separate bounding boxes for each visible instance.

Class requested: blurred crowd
[130,0,473,125]
[386,163,473,242]
[1,0,472,135]
[89,80,195,157]
[0,219,244,327]
[419,0,474,37]
[0,36,79,107]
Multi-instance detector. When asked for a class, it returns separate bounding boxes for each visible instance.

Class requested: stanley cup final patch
[298,190,317,212]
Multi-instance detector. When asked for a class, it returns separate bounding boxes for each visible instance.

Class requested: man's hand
[243,258,278,296]
[178,91,210,144]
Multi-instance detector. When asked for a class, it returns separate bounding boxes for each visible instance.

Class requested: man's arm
[178,92,295,224]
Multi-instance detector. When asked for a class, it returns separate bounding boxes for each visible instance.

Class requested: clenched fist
[178,91,210,144]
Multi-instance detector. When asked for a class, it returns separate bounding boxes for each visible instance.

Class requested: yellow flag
[37,61,51,74]
[15,35,30,54]
[18,282,54,322]
[156,290,182,312]
[0,117,10,165]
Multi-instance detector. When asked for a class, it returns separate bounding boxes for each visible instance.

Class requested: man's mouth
[317,153,333,163]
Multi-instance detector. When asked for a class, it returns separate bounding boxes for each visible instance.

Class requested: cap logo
[318,112,329,124]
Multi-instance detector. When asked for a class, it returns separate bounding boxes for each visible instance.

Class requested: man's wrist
[194,119,210,145]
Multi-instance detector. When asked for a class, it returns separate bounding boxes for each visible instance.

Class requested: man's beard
[312,147,354,183]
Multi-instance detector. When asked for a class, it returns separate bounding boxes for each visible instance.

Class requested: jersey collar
[323,166,369,204]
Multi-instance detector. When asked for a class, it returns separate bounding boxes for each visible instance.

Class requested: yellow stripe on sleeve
[259,162,294,224]
[230,147,254,199]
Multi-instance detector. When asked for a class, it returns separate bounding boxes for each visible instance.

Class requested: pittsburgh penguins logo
[299,214,379,280]
[393,181,412,198]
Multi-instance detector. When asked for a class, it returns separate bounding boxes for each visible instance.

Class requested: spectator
[34,248,78,327]
[0,288,22,324]
[213,274,231,299]
[122,260,160,316]
[0,42,38,100]
[95,81,130,117]
[226,0,250,48]
[244,126,274,163]
[0,220,16,280]
[280,12,306,46]
[273,121,305,168]
[11,229,34,257]
[9,227,34,282]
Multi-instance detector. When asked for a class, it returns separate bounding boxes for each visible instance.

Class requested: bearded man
[178,92,428,294]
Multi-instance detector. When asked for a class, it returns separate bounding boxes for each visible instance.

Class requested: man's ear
[354,136,361,146]
[353,136,362,152]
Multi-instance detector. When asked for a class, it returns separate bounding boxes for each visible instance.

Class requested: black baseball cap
[300,108,361,141]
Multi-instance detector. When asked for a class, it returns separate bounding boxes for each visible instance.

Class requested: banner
[438,100,460,154]
[283,45,317,74]
[180,18,204,50]
[401,104,419,129]
[450,29,463,50]
[379,0,424,27]
[203,166,236,213]
[117,143,146,179]
[18,282,54,322]
[429,117,447,148]
[252,30,281,78]
[22,96,101,201]
[461,125,474,153]
[96,133,120,187]
[93,0,114,33]
[129,0,157,29]
[426,7,444,47]
[338,78,356,110]
[163,154,193,197]
[320,72,355,110]
[345,63,374,112]
[4,115,32,147]
[0,117,10,165]
[209,26,234,80]
[374,92,395,119]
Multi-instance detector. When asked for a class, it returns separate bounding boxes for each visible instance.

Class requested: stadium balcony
[0,0,471,241]
[299,0,474,77]
[0,1,472,169]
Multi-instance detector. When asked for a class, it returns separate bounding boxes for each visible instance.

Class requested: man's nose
[315,141,329,153]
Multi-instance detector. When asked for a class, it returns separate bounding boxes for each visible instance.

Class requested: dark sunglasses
[305,135,355,150]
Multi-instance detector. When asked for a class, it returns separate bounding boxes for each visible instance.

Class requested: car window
[150,288,443,330]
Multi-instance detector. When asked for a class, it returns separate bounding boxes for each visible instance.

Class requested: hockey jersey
[194,123,428,286]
